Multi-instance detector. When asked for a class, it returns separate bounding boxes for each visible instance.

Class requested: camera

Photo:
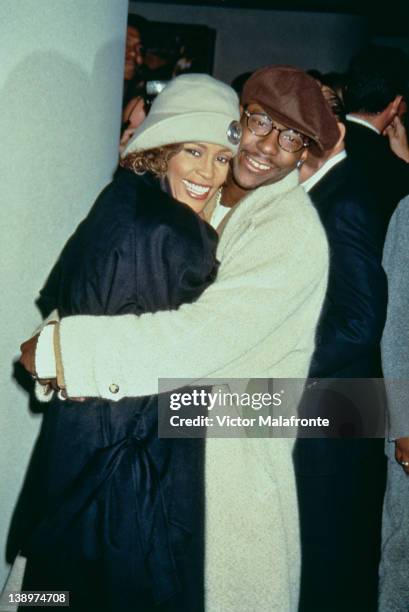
[144,80,168,114]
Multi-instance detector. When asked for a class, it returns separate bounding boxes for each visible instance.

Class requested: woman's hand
[19,333,85,401]
[19,334,39,376]
[395,437,409,474]
[383,116,409,163]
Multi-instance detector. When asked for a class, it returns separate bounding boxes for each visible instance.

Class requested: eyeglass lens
[246,112,305,152]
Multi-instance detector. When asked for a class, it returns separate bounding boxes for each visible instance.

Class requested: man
[379,194,409,611]
[123,14,147,107]
[21,66,339,610]
[344,45,409,227]
[302,87,387,380]
[295,87,388,611]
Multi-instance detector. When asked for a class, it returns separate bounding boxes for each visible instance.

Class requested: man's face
[124,26,144,81]
[231,102,309,191]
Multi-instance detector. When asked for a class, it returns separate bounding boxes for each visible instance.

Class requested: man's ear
[300,148,309,163]
[336,122,346,146]
[391,95,403,115]
[383,95,403,127]
[239,103,244,115]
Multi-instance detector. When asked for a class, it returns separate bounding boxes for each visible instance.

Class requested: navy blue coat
[295,158,387,610]
[345,120,409,227]
[308,157,387,379]
[14,167,218,612]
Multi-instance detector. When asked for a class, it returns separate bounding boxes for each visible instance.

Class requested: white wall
[131,2,370,82]
[0,0,128,592]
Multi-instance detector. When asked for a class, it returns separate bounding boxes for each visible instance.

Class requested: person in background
[120,14,150,153]
[380,193,409,612]
[123,13,147,108]
[20,65,340,612]
[296,85,387,612]
[344,45,409,227]
[230,71,252,96]
[143,30,179,82]
[12,74,240,612]
[120,80,168,154]
[120,94,147,152]
[383,98,409,164]
[319,71,347,102]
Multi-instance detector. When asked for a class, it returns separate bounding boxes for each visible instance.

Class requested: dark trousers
[294,438,386,612]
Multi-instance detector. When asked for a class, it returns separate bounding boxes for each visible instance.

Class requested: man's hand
[395,437,409,474]
[19,334,39,376]
[383,116,409,163]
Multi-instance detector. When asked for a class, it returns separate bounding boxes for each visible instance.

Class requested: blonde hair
[120,144,182,177]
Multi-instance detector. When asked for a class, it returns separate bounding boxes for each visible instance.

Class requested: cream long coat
[56,170,329,611]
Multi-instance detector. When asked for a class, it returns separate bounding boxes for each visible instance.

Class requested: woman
[12,74,241,612]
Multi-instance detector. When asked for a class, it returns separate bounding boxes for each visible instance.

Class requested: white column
[0,0,128,591]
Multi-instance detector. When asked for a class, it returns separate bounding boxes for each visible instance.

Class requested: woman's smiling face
[166,142,233,213]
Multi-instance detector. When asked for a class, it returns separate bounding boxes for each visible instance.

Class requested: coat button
[109,383,119,394]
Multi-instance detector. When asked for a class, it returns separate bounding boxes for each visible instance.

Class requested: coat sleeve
[381,198,409,439]
[57,210,328,400]
[308,193,387,378]
[133,213,219,313]
[37,260,62,319]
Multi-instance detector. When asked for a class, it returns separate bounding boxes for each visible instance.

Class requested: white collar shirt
[301,150,347,193]
[346,114,381,135]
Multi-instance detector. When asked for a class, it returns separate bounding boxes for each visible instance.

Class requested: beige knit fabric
[205,434,299,611]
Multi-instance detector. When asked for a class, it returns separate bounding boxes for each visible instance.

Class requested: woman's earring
[296,159,304,169]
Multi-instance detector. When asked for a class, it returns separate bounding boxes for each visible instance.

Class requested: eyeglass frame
[243,109,310,153]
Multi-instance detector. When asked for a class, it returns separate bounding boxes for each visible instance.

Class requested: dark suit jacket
[308,156,387,379]
[295,156,388,611]
[345,119,409,226]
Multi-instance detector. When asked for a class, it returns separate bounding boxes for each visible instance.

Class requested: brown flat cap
[242,65,340,154]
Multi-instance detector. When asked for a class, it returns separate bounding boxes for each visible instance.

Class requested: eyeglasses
[244,110,309,153]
